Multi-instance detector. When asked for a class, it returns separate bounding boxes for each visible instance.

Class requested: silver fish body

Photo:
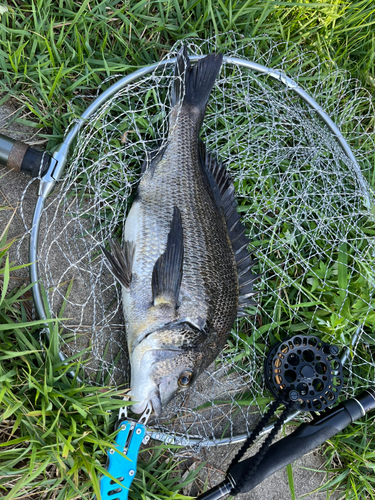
[104,48,257,416]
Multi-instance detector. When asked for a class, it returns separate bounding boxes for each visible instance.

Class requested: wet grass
[1,1,375,499]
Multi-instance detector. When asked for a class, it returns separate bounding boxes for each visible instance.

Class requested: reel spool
[265,335,343,411]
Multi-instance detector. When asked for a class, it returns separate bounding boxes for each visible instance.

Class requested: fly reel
[265,335,343,411]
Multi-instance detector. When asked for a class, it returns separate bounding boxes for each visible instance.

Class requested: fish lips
[130,367,178,417]
[129,323,206,417]
[130,386,163,417]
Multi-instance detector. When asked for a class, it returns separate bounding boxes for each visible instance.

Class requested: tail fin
[171,46,223,112]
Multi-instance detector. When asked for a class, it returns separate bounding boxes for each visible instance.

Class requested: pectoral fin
[102,239,135,289]
[152,206,184,308]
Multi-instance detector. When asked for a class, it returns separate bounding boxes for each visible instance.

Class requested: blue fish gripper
[100,420,149,500]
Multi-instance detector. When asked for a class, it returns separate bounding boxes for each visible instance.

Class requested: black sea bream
[103,47,257,416]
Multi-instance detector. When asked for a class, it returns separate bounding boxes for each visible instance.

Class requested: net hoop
[27,48,374,448]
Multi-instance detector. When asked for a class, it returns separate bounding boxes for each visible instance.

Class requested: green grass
[1,0,375,149]
[310,412,375,499]
[1,1,375,499]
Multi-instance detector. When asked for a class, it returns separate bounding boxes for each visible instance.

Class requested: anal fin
[141,144,168,174]
[102,240,135,290]
[152,206,184,308]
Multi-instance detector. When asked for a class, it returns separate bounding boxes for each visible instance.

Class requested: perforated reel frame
[265,335,343,411]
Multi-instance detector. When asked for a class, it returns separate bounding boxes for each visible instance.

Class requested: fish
[103,47,257,417]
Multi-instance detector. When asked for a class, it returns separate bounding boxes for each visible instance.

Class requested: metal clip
[118,395,130,423]
[138,401,152,426]
[118,398,152,425]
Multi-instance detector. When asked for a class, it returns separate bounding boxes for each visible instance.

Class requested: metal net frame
[17,34,375,451]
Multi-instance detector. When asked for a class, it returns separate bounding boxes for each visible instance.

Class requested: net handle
[0,133,52,178]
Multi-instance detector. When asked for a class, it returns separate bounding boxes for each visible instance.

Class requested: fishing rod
[198,387,375,499]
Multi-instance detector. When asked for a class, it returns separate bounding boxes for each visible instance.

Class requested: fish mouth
[130,387,162,417]
[150,392,162,417]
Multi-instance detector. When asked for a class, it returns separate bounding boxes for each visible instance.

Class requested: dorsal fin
[199,141,258,315]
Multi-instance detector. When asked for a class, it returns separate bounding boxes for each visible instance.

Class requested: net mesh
[17,34,375,451]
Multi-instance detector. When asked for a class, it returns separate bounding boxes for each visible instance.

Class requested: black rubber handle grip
[229,410,348,492]
[0,133,51,177]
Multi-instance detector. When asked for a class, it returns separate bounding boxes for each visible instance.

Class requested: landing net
[18,34,375,451]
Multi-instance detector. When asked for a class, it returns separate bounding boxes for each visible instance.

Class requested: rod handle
[196,389,375,499]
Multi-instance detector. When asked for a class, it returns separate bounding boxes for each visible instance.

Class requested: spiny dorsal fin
[199,141,258,314]
[102,239,135,290]
[152,206,184,308]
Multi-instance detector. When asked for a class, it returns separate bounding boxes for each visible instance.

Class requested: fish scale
[136,138,235,334]
[168,118,236,330]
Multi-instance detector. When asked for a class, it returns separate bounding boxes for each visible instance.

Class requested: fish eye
[178,370,193,388]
